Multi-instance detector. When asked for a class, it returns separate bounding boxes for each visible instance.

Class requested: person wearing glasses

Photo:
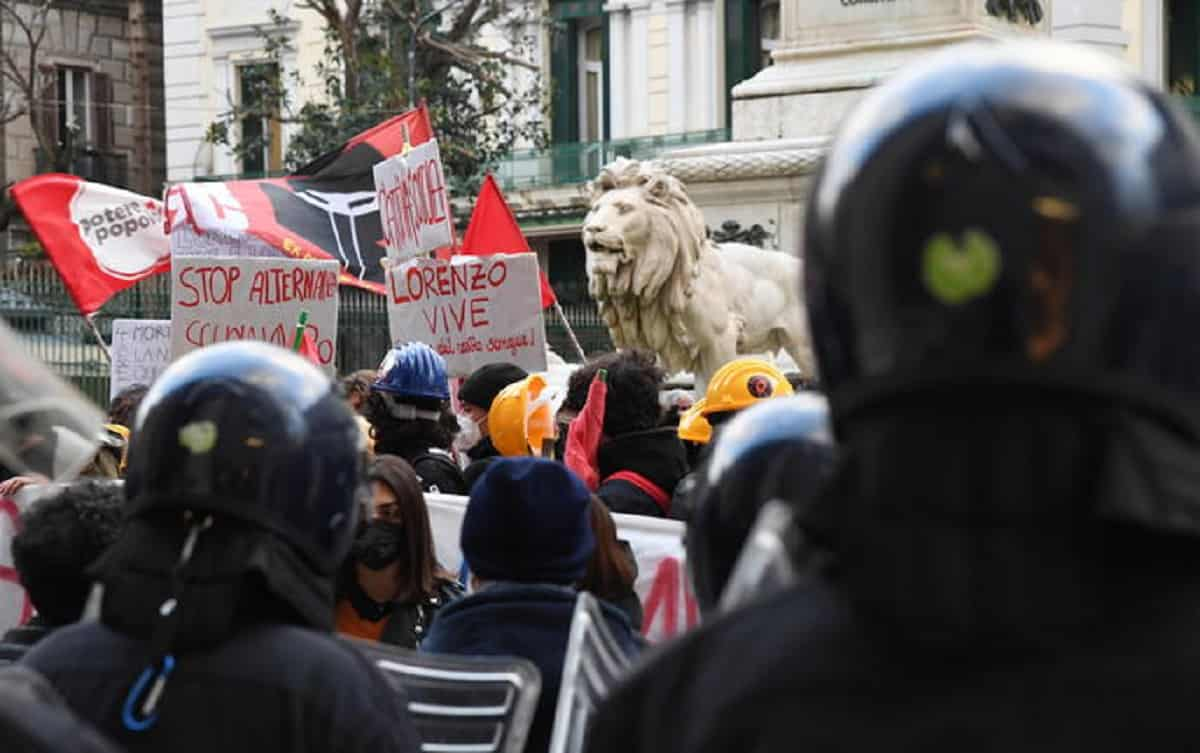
[336,455,463,649]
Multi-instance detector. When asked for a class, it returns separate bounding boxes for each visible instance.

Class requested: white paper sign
[109,319,171,400]
[171,255,340,369]
[425,493,699,643]
[374,139,454,263]
[385,254,548,377]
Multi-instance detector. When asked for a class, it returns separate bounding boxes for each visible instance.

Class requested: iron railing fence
[1,259,611,407]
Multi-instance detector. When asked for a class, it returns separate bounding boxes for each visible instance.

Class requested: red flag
[297,331,322,366]
[166,105,436,294]
[459,174,557,308]
[564,370,607,490]
[11,175,169,315]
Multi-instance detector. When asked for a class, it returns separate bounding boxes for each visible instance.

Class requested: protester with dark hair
[364,342,466,495]
[21,342,419,753]
[0,481,122,660]
[336,455,462,648]
[105,384,148,431]
[580,497,642,631]
[341,369,376,414]
[458,363,528,483]
[562,350,688,517]
[587,40,1200,753]
[422,458,639,753]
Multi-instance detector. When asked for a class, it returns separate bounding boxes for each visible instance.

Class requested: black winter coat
[0,615,53,663]
[596,429,689,518]
[22,621,420,753]
[422,583,640,753]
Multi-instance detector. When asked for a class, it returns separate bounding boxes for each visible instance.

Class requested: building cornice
[653,138,827,182]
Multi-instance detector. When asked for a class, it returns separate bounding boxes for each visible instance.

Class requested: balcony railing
[181,128,733,193]
[35,148,129,189]
[494,128,731,191]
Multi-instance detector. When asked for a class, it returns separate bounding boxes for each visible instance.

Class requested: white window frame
[59,66,93,143]
[578,22,605,143]
[236,61,281,173]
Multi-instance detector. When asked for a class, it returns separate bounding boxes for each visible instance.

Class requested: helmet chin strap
[383,395,441,422]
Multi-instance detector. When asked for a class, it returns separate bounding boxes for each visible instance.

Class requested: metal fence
[1,259,612,408]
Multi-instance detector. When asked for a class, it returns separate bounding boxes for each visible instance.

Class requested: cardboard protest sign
[385,254,548,377]
[425,493,698,643]
[374,139,454,263]
[109,319,171,400]
[171,256,340,369]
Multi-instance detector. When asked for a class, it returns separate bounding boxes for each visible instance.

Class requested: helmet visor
[0,319,105,481]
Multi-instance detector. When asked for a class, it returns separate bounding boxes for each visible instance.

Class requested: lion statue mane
[584,158,813,393]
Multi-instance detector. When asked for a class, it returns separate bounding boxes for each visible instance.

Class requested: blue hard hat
[372,342,451,401]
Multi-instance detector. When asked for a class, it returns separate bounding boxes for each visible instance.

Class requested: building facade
[162,0,329,183]
[2,0,165,202]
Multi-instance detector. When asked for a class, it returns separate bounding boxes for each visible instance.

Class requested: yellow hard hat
[103,423,130,474]
[700,358,794,417]
[678,398,713,444]
[488,374,557,457]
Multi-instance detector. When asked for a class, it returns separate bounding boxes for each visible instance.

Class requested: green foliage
[205,2,549,194]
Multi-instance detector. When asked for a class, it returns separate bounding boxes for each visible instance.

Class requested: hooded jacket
[422,583,639,753]
[596,429,689,518]
[21,519,420,753]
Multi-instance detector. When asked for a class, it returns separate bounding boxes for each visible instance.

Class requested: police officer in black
[23,341,420,753]
[587,40,1200,753]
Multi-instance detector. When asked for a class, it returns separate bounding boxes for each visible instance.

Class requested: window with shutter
[35,65,57,149]
[93,72,113,150]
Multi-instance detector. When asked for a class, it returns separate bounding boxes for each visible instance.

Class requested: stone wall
[1,1,165,196]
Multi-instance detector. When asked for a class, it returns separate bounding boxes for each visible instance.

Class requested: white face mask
[453,413,483,453]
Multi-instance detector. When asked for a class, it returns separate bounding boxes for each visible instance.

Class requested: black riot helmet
[806,39,1200,421]
[124,341,363,578]
[685,395,834,614]
[803,40,1200,640]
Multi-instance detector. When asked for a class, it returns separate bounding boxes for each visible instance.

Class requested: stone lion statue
[583,158,814,394]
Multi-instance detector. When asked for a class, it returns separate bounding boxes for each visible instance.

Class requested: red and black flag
[167,105,435,293]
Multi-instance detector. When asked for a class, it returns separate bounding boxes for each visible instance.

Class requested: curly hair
[11,481,123,625]
[107,384,149,429]
[363,391,458,456]
[566,349,665,437]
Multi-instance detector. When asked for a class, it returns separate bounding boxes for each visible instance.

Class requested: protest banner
[109,319,171,400]
[171,256,340,369]
[385,254,548,377]
[374,139,454,263]
[0,494,29,635]
[426,493,699,643]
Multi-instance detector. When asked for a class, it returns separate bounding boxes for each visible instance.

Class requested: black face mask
[352,520,405,570]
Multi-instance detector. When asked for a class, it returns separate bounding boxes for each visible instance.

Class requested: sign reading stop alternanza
[386,254,548,377]
[374,139,454,263]
[171,256,340,369]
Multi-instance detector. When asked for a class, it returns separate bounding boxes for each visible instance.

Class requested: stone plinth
[733,0,1046,142]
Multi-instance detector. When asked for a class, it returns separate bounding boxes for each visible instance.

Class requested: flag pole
[84,314,112,364]
[553,300,588,363]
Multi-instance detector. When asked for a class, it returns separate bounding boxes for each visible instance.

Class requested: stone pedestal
[659,0,1046,260]
[733,0,1046,142]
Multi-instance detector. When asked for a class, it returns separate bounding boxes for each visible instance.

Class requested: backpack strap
[605,471,671,515]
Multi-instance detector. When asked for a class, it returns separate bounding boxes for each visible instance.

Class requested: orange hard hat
[488,374,558,457]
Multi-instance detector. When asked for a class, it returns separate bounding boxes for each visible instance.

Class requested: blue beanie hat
[461,458,595,584]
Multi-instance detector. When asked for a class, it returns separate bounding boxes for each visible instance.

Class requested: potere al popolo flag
[166,105,436,293]
[11,174,170,316]
[459,174,557,309]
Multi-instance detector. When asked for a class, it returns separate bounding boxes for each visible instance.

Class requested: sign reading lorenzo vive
[170,255,340,369]
[385,253,548,377]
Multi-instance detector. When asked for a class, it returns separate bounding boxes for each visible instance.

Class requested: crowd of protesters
[5,37,1200,753]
